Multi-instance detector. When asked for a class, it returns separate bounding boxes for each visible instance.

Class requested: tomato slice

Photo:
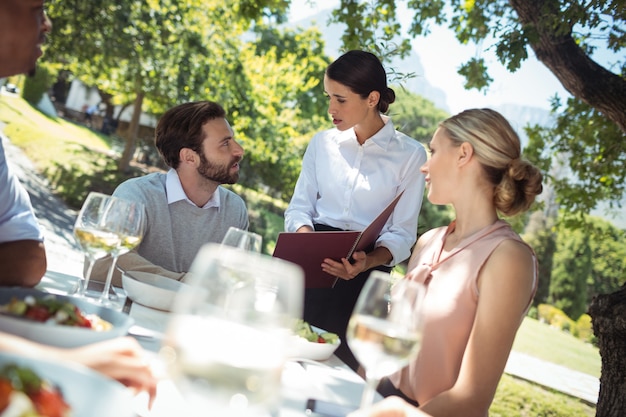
[0,379,13,412]
[30,387,71,417]
[24,305,52,322]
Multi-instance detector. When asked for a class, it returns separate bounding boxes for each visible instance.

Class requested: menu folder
[272,192,404,289]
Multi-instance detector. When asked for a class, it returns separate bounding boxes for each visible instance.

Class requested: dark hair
[155,101,226,169]
[441,108,543,216]
[325,50,396,113]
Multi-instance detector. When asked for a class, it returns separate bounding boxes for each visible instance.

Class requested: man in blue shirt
[0,0,52,286]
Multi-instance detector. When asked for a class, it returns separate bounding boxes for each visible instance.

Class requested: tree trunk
[117,91,144,173]
[509,0,626,133]
[588,285,626,417]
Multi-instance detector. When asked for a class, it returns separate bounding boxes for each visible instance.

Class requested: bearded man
[91,101,249,286]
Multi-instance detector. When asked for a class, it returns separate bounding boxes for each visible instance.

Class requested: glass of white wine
[347,271,426,408]
[221,226,262,253]
[72,192,120,298]
[98,197,145,308]
[160,243,304,417]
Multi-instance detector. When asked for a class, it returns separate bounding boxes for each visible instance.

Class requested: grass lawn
[0,95,599,416]
[513,317,600,377]
[0,94,112,172]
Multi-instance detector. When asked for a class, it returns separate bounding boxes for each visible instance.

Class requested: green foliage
[550,226,591,320]
[417,198,453,236]
[584,216,626,302]
[526,99,626,226]
[233,25,331,200]
[21,65,55,106]
[575,314,594,344]
[536,304,595,345]
[458,57,493,91]
[43,150,142,209]
[389,88,449,143]
[523,211,557,306]
[331,0,413,62]
[538,304,575,330]
[228,184,287,255]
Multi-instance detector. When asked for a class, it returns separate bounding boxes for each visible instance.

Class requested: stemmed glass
[160,243,304,416]
[221,226,262,253]
[72,192,120,298]
[346,271,426,408]
[98,197,145,307]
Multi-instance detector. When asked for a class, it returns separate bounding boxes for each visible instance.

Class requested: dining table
[34,269,380,417]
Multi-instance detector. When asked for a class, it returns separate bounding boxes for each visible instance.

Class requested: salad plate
[0,287,133,347]
[0,351,135,417]
[288,320,341,361]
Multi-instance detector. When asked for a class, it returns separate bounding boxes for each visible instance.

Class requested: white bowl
[0,351,135,417]
[287,326,341,361]
[0,288,133,348]
[121,271,187,311]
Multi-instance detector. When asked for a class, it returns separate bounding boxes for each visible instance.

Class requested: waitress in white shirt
[284,50,427,371]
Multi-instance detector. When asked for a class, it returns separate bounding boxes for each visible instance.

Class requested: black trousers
[303,224,392,372]
[377,377,420,407]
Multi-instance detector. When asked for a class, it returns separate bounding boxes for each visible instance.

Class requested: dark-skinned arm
[0,239,47,287]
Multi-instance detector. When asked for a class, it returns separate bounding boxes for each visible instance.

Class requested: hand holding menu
[272,192,404,289]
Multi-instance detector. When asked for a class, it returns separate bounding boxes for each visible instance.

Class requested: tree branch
[509,0,626,133]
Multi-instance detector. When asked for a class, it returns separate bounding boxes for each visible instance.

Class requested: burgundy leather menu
[272,192,404,289]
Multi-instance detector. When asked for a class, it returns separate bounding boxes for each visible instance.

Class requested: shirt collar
[336,115,395,150]
[166,169,220,210]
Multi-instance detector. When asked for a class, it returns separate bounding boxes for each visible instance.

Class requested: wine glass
[98,197,145,308]
[72,192,120,298]
[221,226,262,253]
[160,243,304,416]
[346,271,426,408]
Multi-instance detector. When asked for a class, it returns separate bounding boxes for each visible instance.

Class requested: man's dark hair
[155,101,226,169]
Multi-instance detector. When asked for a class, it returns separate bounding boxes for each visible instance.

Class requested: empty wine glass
[346,271,426,408]
[221,226,262,253]
[72,192,120,298]
[98,197,145,308]
[160,243,304,416]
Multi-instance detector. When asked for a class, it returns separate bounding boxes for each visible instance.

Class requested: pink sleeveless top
[389,220,537,405]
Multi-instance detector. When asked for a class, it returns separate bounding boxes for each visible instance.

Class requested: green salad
[293,319,339,344]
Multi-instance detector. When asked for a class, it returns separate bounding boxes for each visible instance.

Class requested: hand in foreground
[348,396,431,417]
[322,250,367,280]
[62,336,158,406]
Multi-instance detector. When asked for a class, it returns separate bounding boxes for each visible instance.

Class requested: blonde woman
[359,108,543,417]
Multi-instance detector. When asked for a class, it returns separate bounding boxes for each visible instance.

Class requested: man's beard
[197,152,240,184]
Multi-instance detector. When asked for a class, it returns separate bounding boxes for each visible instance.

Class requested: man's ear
[458,142,474,167]
[179,148,197,166]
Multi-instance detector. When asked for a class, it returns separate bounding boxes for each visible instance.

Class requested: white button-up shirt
[285,117,427,265]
